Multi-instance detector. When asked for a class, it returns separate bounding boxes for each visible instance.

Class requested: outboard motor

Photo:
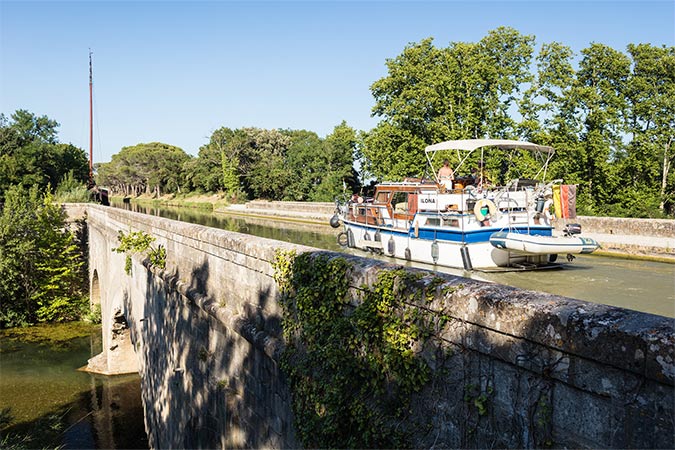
[563,223,582,236]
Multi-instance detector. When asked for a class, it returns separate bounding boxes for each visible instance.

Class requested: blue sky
[1,1,673,163]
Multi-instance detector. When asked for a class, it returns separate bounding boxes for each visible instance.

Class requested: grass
[113,192,233,210]
[0,322,100,346]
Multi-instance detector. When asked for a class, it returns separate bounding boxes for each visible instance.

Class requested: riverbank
[116,193,231,210]
[114,195,675,263]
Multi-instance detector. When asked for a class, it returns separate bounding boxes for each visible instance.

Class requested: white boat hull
[489,231,599,255]
[341,221,554,270]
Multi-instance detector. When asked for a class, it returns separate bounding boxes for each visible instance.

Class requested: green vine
[273,250,439,448]
[112,229,166,275]
[464,383,494,416]
[272,248,296,294]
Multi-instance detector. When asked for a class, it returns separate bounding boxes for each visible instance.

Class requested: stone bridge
[69,204,674,449]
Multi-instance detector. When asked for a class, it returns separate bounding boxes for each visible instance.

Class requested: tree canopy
[0,110,89,202]
[159,124,359,202]
[361,27,674,216]
[97,142,191,197]
[0,185,88,327]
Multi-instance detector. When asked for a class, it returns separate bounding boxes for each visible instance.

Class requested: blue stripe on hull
[344,221,552,244]
[344,222,409,237]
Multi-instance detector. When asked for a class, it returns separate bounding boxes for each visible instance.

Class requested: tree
[568,44,631,213]
[363,28,536,180]
[311,122,359,201]
[0,110,89,201]
[183,139,227,193]
[97,142,190,196]
[361,123,428,181]
[187,126,359,201]
[238,128,292,200]
[187,127,293,200]
[0,185,87,327]
[518,42,575,142]
[622,44,675,216]
[282,129,324,200]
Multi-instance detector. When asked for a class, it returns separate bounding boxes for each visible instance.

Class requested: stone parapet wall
[562,216,675,238]
[557,216,675,257]
[79,205,674,449]
[308,253,674,448]
[245,200,335,215]
[84,205,305,449]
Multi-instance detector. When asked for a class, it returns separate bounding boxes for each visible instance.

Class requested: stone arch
[91,269,101,310]
[85,268,138,375]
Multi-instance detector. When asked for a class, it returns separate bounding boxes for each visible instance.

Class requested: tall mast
[89,49,94,186]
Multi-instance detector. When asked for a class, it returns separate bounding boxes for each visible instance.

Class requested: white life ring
[474,199,497,221]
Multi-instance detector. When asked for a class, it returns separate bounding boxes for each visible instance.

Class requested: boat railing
[341,175,560,233]
[343,199,406,229]
[492,182,535,231]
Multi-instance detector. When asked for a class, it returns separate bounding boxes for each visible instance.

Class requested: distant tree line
[97,123,360,202]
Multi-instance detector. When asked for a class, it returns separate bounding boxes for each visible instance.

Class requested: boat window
[426,217,441,226]
[357,207,367,216]
[375,191,390,203]
[442,217,460,227]
[391,192,408,213]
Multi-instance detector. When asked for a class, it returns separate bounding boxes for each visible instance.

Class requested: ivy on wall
[112,229,166,275]
[273,250,445,448]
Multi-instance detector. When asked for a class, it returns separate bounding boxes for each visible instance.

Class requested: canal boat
[330,139,599,271]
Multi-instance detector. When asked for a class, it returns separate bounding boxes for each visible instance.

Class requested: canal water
[116,202,675,318]
[0,323,148,449]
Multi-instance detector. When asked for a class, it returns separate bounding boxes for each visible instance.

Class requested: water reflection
[113,201,675,318]
[0,327,147,449]
[118,200,339,250]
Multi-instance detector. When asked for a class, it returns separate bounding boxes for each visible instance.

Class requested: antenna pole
[89,49,94,186]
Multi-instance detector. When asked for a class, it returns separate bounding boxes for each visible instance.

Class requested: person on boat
[466,167,478,186]
[476,161,491,189]
[437,159,454,188]
[534,191,554,225]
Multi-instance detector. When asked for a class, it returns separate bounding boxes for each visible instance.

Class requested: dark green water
[0,324,148,449]
[117,201,675,318]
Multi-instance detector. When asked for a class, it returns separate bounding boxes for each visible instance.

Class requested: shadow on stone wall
[122,243,673,449]
[129,255,290,449]
[277,251,674,449]
[405,272,673,449]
